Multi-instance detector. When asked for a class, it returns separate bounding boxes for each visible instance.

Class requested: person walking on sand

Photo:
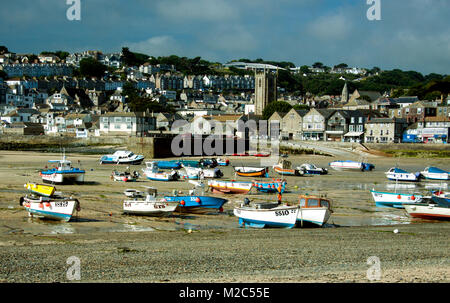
[277,192,282,205]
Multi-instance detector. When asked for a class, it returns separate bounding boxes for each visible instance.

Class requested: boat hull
[156,161,182,169]
[40,171,85,184]
[234,205,299,229]
[420,173,450,180]
[253,180,287,194]
[100,155,144,165]
[296,207,331,227]
[164,196,228,214]
[273,166,301,176]
[208,180,253,194]
[24,183,55,197]
[123,201,178,216]
[404,204,450,221]
[329,161,374,171]
[234,167,268,178]
[21,198,79,222]
[370,190,423,209]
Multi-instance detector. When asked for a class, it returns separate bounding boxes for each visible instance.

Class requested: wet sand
[0,151,449,282]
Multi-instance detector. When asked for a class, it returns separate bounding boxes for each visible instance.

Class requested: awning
[344,131,364,137]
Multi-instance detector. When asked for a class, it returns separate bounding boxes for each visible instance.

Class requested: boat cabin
[298,195,332,209]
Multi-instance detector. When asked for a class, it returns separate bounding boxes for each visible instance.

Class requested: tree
[79,58,107,78]
[300,65,310,75]
[334,63,348,69]
[293,104,310,110]
[0,46,9,54]
[312,62,324,68]
[425,76,450,104]
[120,47,149,67]
[262,101,293,120]
[0,70,7,79]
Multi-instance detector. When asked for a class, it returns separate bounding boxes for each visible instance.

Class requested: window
[359,117,363,123]
[299,198,306,207]
[308,199,319,207]
[102,117,108,122]
[114,124,121,129]
[126,117,132,122]
[114,117,122,123]
[351,117,355,123]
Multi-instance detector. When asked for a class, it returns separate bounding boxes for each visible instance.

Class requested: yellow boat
[24,183,56,197]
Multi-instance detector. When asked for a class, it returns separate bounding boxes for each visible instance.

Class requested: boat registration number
[54,202,69,207]
[275,209,296,216]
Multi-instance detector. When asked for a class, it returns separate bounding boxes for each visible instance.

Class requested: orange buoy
[195,197,201,203]
[411,195,415,200]
[181,200,185,206]
[397,194,401,199]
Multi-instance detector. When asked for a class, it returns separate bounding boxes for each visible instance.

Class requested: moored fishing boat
[19,185,80,222]
[370,189,424,208]
[181,166,223,179]
[329,160,375,171]
[164,195,228,214]
[111,170,140,182]
[234,199,299,229]
[296,195,333,227]
[385,167,421,182]
[420,167,450,180]
[273,160,303,176]
[142,162,179,181]
[298,163,328,175]
[217,158,230,166]
[155,160,182,169]
[403,195,450,221]
[253,179,287,194]
[208,180,253,194]
[234,166,269,178]
[123,187,178,216]
[100,150,144,165]
[40,155,85,184]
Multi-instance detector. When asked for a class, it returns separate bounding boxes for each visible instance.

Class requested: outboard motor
[243,198,250,206]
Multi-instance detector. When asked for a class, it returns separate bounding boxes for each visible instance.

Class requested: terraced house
[364,117,408,143]
[100,112,156,136]
[302,108,335,141]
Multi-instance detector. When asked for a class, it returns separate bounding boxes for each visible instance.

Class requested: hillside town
[1,48,449,144]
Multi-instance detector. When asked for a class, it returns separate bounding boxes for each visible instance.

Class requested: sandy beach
[0,150,449,282]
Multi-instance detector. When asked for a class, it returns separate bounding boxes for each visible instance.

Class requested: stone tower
[341,82,348,103]
[254,70,277,116]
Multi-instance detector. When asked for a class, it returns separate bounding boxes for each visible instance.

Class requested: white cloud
[126,36,182,57]
[306,13,353,41]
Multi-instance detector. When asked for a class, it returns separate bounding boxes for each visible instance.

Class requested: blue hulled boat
[164,195,228,214]
[155,161,182,169]
[253,180,287,194]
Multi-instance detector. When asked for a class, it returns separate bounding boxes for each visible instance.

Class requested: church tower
[254,70,277,116]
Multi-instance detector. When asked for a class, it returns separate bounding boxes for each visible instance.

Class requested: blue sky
[1,0,449,75]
